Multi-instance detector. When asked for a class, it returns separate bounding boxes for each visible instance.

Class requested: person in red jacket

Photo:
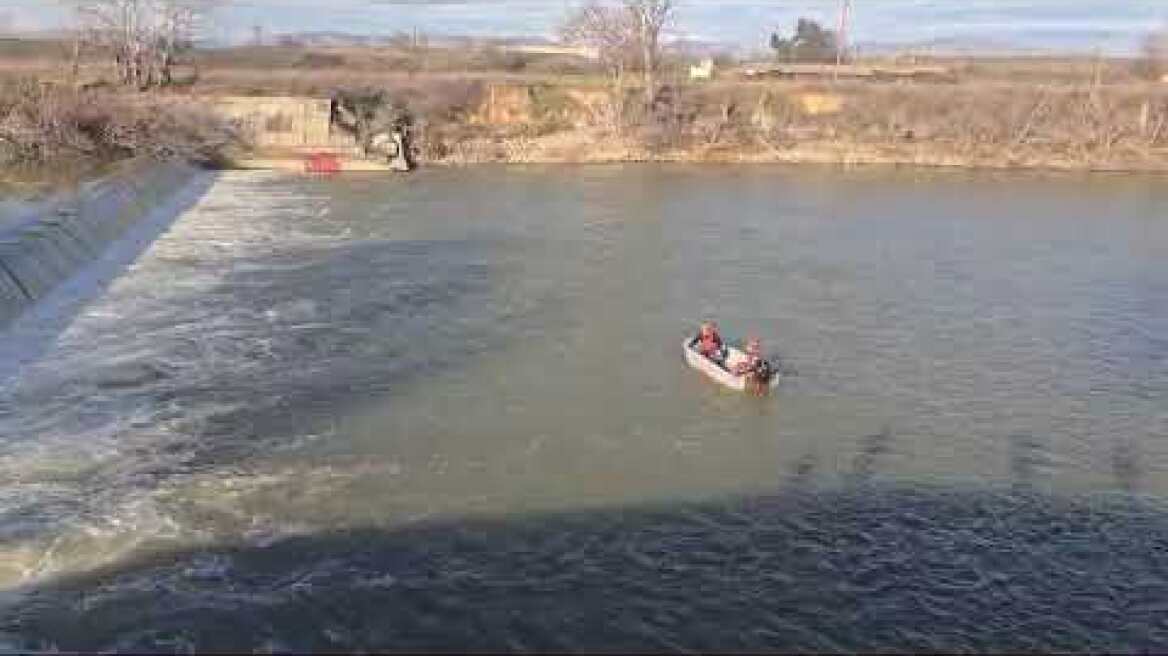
[698,321,725,361]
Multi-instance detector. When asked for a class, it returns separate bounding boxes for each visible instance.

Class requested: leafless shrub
[809,82,1168,165]
[333,80,487,161]
[385,79,486,124]
[679,85,761,146]
[0,79,239,167]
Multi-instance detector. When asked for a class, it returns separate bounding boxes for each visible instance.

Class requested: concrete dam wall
[0,159,201,328]
[205,96,413,171]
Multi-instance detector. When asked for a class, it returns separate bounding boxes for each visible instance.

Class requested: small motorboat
[683,336,781,394]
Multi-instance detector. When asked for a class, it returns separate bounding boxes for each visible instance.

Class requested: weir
[0,159,200,328]
[207,95,415,172]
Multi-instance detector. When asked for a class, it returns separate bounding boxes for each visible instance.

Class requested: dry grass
[884,54,1144,86]
[775,82,1168,163]
[589,78,1168,169]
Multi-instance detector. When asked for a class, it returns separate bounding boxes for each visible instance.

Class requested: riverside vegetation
[1,9,1167,176]
[0,79,237,172]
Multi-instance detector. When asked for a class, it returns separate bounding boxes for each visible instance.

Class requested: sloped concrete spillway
[0,160,202,327]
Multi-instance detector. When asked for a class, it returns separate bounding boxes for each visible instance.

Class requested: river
[1,165,1166,651]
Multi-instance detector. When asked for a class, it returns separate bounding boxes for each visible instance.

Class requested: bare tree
[561,0,674,111]
[561,2,635,130]
[626,0,673,107]
[70,0,218,89]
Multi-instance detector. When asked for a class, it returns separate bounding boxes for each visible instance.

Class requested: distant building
[689,58,715,80]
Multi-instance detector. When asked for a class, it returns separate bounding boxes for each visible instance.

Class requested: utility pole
[71,30,82,84]
[835,0,852,79]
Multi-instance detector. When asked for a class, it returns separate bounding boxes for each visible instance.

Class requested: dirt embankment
[421,80,1168,172]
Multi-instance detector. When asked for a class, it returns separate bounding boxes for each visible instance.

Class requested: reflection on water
[0,165,1166,650]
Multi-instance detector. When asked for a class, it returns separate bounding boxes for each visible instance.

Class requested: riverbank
[429,128,1168,173]
[415,78,1168,173]
[3,43,1167,175]
[196,80,1168,173]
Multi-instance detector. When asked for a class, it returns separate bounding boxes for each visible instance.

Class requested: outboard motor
[755,358,775,383]
[744,358,776,396]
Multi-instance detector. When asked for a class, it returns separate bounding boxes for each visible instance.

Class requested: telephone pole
[835,0,852,79]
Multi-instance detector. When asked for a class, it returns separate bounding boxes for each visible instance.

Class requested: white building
[689,58,714,81]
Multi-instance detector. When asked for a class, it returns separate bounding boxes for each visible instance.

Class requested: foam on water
[0,173,333,586]
[0,169,530,592]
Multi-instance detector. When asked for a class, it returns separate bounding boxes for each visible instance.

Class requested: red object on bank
[305,152,341,174]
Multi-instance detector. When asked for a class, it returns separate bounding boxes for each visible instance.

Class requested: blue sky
[3,1,1166,53]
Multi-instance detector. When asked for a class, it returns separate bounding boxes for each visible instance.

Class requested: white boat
[683,336,781,393]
